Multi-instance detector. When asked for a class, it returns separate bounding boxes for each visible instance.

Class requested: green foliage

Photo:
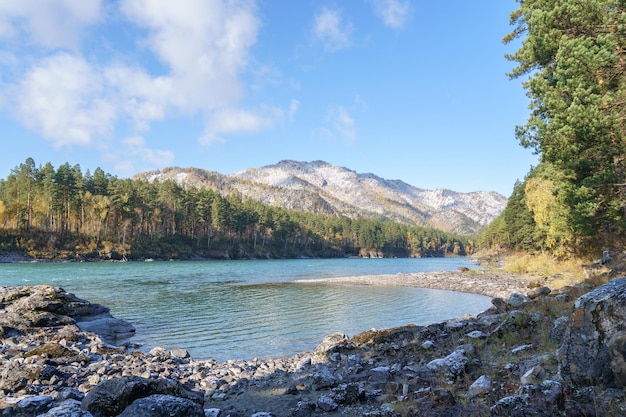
[495,0,626,254]
[0,158,470,260]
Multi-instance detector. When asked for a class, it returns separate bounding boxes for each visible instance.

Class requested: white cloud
[326,104,356,144]
[313,7,353,51]
[201,105,284,144]
[13,53,116,147]
[289,99,300,119]
[120,0,259,113]
[113,136,175,173]
[1,0,288,159]
[370,0,413,29]
[0,0,103,49]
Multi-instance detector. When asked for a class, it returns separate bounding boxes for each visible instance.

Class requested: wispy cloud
[313,7,353,52]
[369,0,413,29]
[0,0,103,49]
[201,105,285,145]
[13,53,115,148]
[326,104,356,144]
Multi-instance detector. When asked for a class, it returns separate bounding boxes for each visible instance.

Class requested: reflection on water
[0,258,490,361]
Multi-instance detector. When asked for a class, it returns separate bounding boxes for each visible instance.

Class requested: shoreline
[297,269,530,299]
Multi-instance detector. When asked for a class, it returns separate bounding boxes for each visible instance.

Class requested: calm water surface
[0,258,491,361]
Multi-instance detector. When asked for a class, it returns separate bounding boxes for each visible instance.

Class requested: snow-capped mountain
[137,160,507,235]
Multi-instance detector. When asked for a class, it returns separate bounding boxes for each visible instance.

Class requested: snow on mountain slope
[138,160,507,235]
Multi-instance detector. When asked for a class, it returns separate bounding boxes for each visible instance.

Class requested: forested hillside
[138,161,506,236]
[0,158,471,260]
[481,0,626,257]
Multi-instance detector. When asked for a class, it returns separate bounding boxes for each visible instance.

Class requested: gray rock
[38,399,93,417]
[420,340,435,350]
[426,347,469,379]
[466,330,488,339]
[508,292,530,307]
[368,366,391,382]
[521,365,545,385]
[170,348,190,359]
[527,286,551,299]
[330,383,364,404]
[468,375,491,398]
[511,344,533,355]
[76,315,136,345]
[15,395,54,415]
[0,361,29,393]
[549,316,569,342]
[558,277,626,388]
[315,332,347,357]
[117,394,204,417]
[81,376,204,417]
[317,394,338,412]
[313,366,339,389]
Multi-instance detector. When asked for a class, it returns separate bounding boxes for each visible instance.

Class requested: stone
[170,348,190,359]
[76,316,136,345]
[521,365,545,385]
[368,366,391,382]
[511,344,533,355]
[490,394,530,416]
[420,340,435,350]
[466,330,488,339]
[317,394,338,412]
[508,292,530,308]
[468,375,491,398]
[558,277,626,388]
[315,332,347,357]
[330,383,364,404]
[426,347,469,379]
[549,316,568,342]
[15,395,54,415]
[38,399,94,417]
[81,376,204,417]
[527,286,551,299]
[312,366,339,389]
[116,394,204,417]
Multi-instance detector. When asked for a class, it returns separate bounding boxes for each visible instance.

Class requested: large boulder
[558,277,626,387]
[81,376,204,417]
[0,285,135,346]
[116,394,204,417]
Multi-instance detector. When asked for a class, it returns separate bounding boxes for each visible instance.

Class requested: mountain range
[136,160,507,235]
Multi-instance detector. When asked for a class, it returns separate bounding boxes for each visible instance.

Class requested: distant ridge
[136,160,507,235]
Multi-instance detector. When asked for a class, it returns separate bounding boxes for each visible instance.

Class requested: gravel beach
[297,269,530,299]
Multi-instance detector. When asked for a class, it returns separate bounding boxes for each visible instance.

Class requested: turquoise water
[0,257,491,361]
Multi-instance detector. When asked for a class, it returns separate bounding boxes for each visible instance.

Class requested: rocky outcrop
[3,280,626,416]
[82,376,204,417]
[558,277,626,388]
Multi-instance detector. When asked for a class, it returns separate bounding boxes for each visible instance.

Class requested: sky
[0,0,538,197]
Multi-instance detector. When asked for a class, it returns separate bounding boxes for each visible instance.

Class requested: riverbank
[298,269,530,299]
[2,272,625,416]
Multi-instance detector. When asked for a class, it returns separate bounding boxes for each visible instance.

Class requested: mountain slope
[137,160,507,235]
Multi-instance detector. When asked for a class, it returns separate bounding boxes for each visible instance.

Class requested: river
[0,257,491,361]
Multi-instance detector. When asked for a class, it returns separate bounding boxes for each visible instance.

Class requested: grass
[501,252,597,288]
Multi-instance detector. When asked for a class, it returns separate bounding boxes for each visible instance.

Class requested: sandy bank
[296,269,530,299]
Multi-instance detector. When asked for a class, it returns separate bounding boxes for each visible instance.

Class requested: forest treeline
[0,158,471,261]
[481,0,626,257]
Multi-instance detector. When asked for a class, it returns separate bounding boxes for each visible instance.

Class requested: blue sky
[0,0,537,196]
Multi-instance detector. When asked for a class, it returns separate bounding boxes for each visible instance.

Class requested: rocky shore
[297,269,530,299]
[3,271,626,416]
